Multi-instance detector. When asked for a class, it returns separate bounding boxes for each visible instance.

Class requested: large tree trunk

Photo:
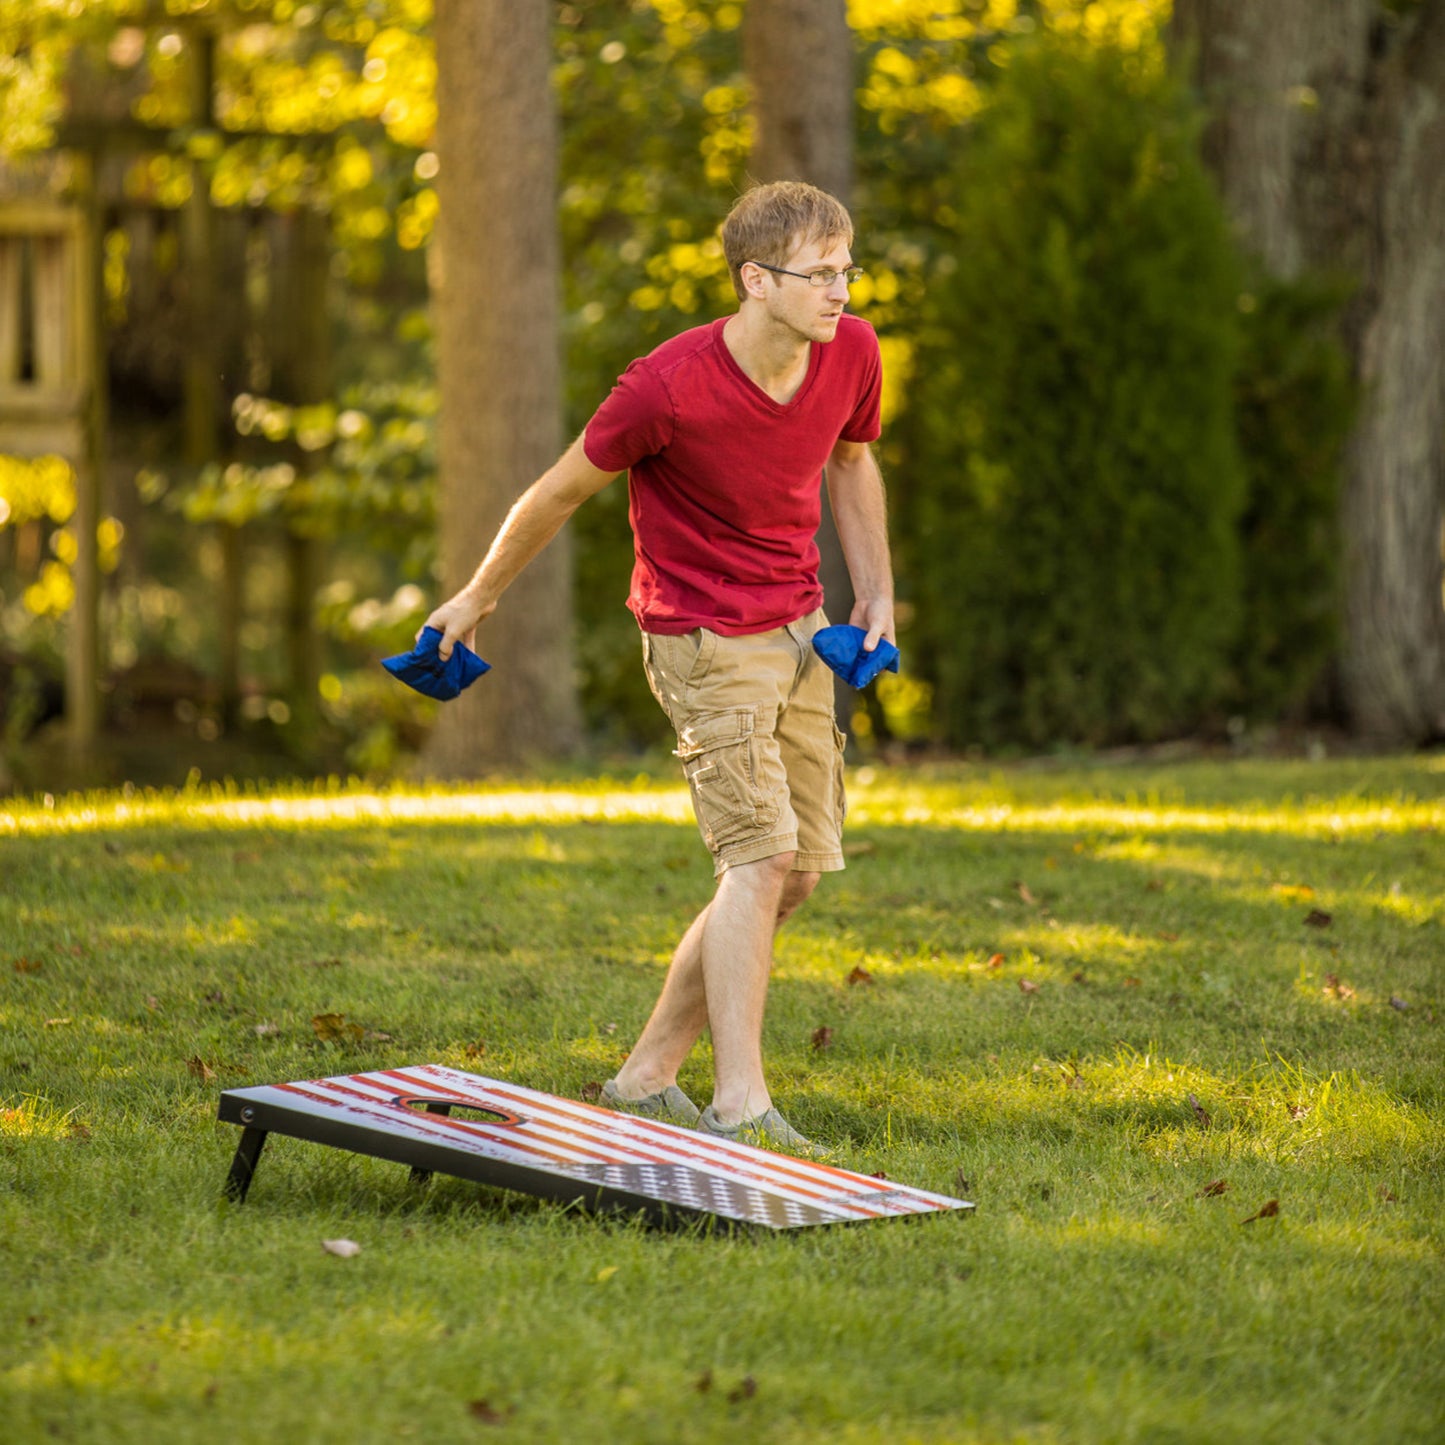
[743,0,861,723]
[423,0,580,776]
[1172,0,1445,742]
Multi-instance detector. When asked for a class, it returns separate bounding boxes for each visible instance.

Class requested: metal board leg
[409,1102,452,1186]
[224,1126,268,1202]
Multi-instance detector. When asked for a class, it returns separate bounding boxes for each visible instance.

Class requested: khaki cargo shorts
[641,608,847,877]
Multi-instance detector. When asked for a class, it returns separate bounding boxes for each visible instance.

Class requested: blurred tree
[743,0,858,722]
[421,0,580,775]
[1172,0,1445,743]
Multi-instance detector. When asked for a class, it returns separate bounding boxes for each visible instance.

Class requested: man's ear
[739,260,770,301]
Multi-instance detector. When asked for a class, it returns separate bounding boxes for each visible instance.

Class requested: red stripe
[419,1070,883,1211]
[368,1069,659,1168]
[477,1080,885,1218]
[272,1080,601,1171]
[388,1071,951,1218]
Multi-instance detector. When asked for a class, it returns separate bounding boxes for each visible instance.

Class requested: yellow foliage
[0,454,75,526]
[24,560,75,617]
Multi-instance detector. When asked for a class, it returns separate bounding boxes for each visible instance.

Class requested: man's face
[757,234,855,344]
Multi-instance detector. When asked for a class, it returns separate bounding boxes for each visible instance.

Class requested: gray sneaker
[696,1105,830,1158]
[600,1079,701,1126]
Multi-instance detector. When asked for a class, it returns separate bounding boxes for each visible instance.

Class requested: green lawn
[2,754,1442,1443]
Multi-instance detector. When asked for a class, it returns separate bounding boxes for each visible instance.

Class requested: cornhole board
[217,1064,973,1231]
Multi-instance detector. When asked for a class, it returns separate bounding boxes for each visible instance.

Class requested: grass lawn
[2,753,1442,1443]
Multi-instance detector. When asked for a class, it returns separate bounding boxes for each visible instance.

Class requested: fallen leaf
[1323,974,1356,1001]
[811,1025,834,1051]
[1304,909,1333,929]
[986,953,1006,969]
[311,957,344,969]
[44,1017,72,1028]
[1156,931,1180,943]
[1015,881,1038,905]
[363,1030,394,1043]
[693,1370,713,1394]
[1197,1179,1230,1197]
[67,1121,92,1140]
[311,1012,364,1045]
[954,1170,972,1193]
[253,1022,280,1037]
[1376,1185,1398,1203]
[321,1238,361,1257]
[465,1041,487,1059]
[1018,978,1040,994]
[595,1265,619,1283]
[145,996,161,1011]
[602,1021,618,1034]
[1123,977,1141,988]
[1071,971,1087,984]
[1066,1073,1086,1090]
[467,1399,514,1424]
[233,850,260,864]
[1287,1104,1310,1120]
[579,1081,602,1102]
[1270,883,1316,901]
[870,1170,890,1180]
[846,965,874,987]
[13,958,41,974]
[1145,879,1164,892]
[1240,1199,1279,1224]
[1187,1094,1212,1129]
[727,1376,758,1403]
[1389,996,1409,1012]
[187,1056,217,1083]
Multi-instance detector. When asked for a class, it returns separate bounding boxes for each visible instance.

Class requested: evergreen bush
[899,36,1245,748]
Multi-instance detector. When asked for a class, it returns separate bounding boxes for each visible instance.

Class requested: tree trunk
[1172,0,1445,742]
[743,0,861,725]
[423,0,580,776]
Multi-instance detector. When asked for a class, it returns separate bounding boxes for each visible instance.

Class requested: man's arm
[424,431,619,659]
[825,438,895,652]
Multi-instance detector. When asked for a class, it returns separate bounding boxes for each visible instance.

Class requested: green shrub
[900,36,1245,748]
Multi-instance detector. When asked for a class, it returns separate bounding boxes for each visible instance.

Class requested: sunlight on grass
[1,1095,82,1141]
[5,765,1441,839]
[0,784,696,837]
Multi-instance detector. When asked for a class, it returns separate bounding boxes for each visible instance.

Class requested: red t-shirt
[582,314,883,636]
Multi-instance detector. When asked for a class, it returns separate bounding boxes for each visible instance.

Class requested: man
[424,181,894,1154]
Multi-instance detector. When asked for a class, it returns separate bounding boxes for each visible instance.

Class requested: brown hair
[720,181,854,301]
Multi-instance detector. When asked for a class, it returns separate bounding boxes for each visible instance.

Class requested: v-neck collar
[712,317,821,412]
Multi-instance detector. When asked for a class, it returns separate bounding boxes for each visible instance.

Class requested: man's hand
[849,595,895,656]
[423,590,496,662]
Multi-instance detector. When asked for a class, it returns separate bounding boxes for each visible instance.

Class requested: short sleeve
[583,360,677,473]
[839,326,883,444]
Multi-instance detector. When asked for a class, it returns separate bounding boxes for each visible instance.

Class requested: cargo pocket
[674,708,778,851]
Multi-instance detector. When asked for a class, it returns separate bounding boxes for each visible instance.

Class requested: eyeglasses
[749,261,865,288]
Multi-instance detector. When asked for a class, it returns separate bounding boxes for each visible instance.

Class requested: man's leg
[611,860,820,1107]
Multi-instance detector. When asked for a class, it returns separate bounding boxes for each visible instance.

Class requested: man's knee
[778,869,821,921]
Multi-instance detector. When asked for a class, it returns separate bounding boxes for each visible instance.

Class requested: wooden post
[181,29,240,725]
[67,156,104,759]
[284,205,331,747]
